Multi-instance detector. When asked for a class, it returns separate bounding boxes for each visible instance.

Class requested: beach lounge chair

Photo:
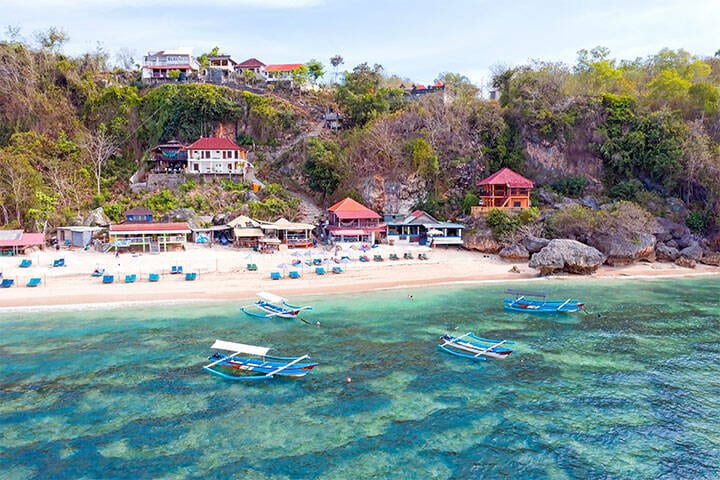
[389,253,399,260]
[247,263,258,271]
[313,258,323,266]
[289,271,301,279]
[185,272,197,281]
[149,273,160,282]
[53,258,65,267]
[373,255,384,262]
[171,265,183,274]
[332,266,344,274]
[102,275,114,284]
[125,274,137,283]
[19,259,32,268]
[27,277,41,287]
[315,267,327,275]
[1,279,14,288]
[404,252,414,259]
[91,268,104,277]
[270,271,282,280]
[359,255,370,262]
[418,253,429,260]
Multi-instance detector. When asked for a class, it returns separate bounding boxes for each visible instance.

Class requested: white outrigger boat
[203,340,318,381]
[240,291,313,319]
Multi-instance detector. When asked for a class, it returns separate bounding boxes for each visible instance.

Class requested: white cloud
[3,0,322,8]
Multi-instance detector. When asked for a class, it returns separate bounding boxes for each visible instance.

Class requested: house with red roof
[235,58,266,78]
[109,222,191,253]
[186,137,251,179]
[324,197,385,243]
[385,210,464,246]
[141,48,200,82]
[264,63,304,85]
[473,167,534,216]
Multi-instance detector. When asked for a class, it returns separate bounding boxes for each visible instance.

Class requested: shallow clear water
[1,277,719,479]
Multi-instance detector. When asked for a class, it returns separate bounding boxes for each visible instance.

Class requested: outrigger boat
[240,291,312,319]
[203,339,318,381]
[438,332,514,361]
[504,289,585,313]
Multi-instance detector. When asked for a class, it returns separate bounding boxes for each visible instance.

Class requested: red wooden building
[472,167,534,216]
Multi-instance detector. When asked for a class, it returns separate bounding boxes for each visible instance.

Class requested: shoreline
[1,244,718,310]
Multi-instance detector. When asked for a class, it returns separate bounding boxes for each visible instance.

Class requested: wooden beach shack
[324,197,385,244]
[229,215,264,249]
[472,167,534,217]
[0,230,45,256]
[259,218,315,248]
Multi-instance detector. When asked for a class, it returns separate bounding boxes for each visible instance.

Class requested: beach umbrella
[277,262,290,272]
[290,251,302,258]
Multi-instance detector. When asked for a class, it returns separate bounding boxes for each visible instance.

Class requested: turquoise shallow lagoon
[1,277,719,479]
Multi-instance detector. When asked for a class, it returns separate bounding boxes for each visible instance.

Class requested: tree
[305,59,324,85]
[115,47,137,70]
[82,127,119,196]
[26,191,58,234]
[330,54,344,84]
[436,72,479,99]
[34,26,68,52]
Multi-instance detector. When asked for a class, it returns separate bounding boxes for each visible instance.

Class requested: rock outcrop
[586,232,656,265]
[499,243,530,261]
[528,239,605,275]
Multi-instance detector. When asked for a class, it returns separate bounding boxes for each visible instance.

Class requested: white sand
[1,243,717,309]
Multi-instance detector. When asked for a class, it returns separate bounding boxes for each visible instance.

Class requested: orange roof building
[325,197,385,243]
[474,167,534,215]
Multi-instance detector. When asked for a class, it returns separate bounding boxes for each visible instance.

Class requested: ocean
[1,277,719,479]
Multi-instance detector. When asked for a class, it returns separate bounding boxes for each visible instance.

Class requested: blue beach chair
[102,275,114,284]
[270,271,282,280]
[289,271,301,279]
[315,267,327,275]
[27,277,41,287]
[1,279,14,288]
[185,272,197,281]
[332,266,344,274]
[19,259,32,268]
[149,273,160,282]
[125,274,136,283]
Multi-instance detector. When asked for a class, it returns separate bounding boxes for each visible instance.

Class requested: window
[513,201,521,207]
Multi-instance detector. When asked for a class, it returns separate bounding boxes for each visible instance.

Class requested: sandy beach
[1,243,718,309]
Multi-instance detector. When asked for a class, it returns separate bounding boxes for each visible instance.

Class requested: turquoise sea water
[1,277,719,479]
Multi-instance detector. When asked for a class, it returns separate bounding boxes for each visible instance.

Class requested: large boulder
[529,239,605,275]
[499,243,530,261]
[675,256,696,269]
[655,242,680,262]
[678,243,703,262]
[84,207,110,226]
[700,251,720,266]
[522,236,550,254]
[587,232,656,265]
[654,217,690,243]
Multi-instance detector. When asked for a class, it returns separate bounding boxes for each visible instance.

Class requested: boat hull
[439,334,514,360]
[204,353,318,380]
[503,299,584,313]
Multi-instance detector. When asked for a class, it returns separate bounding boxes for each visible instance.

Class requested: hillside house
[148,140,188,173]
[206,55,238,83]
[185,137,252,179]
[385,210,464,246]
[234,58,266,79]
[472,167,534,216]
[124,206,154,223]
[141,48,199,82]
[264,63,303,85]
[324,197,385,244]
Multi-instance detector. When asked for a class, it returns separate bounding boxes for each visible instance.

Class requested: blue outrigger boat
[438,333,514,361]
[203,340,318,381]
[504,289,585,313]
[241,291,312,319]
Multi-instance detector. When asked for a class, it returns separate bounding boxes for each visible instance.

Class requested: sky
[4,0,719,90]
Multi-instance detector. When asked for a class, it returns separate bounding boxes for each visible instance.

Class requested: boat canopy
[210,339,270,357]
[256,291,285,304]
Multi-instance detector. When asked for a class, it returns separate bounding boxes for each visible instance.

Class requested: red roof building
[185,137,250,177]
[325,198,385,243]
[0,230,45,255]
[109,223,191,253]
[474,167,534,215]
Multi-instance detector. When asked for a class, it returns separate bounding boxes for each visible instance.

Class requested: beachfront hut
[0,230,45,256]
[55,226,103,248]
[385,210,464,247]
[472,167,534,216]
[228,215,264,248]
[109,222,191,253]
[259,218,315,248]
[324,197,385,244]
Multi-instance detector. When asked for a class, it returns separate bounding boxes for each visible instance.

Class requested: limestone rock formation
[499,243,530,261]
[586,232,656,265]
[528,239,605,275]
